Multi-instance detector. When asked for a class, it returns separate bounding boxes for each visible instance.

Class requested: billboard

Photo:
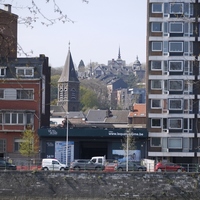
[55,141,74,164]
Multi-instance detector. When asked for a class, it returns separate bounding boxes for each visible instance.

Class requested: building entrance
[80,141,107,159]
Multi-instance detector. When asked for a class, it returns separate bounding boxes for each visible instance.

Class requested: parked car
[41,158,68,171]
[155,162,185,172]
[70,159,105,171]
[114,161,147,171]
[0,159,17,170]
[104,162,118,172]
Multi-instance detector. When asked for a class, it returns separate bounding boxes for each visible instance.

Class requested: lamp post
[66,112,69,166]
[126,133,129,172]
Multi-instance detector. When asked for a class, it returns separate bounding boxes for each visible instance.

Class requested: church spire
[57,44,80,112]
[58,47,79,83]
[118,46,121,60]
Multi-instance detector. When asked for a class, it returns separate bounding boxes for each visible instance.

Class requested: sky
[1,0,147,68]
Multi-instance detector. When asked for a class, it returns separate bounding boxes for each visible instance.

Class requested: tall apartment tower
[146,0,200,164]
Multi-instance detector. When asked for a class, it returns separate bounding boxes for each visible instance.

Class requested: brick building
[0,5,51,162]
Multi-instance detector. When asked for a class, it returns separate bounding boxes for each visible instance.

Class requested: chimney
[4,4,11,13]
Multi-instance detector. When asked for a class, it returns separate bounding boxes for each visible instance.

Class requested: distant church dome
[133,56,141,65]
[133,56,141,70]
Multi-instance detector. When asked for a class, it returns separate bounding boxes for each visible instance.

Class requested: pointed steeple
[118,46,121,60]
[58,48,79,83]
[57,45,80,112]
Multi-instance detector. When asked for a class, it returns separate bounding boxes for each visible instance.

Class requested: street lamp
[126,132,129,172]
[66,112,69,166]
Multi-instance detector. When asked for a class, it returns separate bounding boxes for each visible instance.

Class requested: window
[169,118,182,129]
[170,3,183,14]
[151,61,162,70]
[151,99,161,108]
[151,119,161,128]
[151,80,162,90]
[71,88,76,100]
[152,42,162,51]
[17,90,34,100]
[5,113,24,124]
[152,3,162,13]
[0,113,2,124]
[169,61,183,71]
[52,160,59,165]
[16,67,34,77]
[0,89,4,99]
[169,22,183,33]
[184,41,193,56]
[168,138,182,149]
[26,113,33,124]
[151,138,161,147]
[169,42,183,52]
[169,80,183,91]
[152,22,162,32]
[0,139,6,152]
[169,99,182,110]
[14,139,23,152]
[0,67,6,76]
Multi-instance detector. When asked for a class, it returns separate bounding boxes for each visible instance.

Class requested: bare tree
[121,128,136,171]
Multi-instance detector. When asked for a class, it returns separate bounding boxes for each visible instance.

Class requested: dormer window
[0,67,6,77]
[16,67,34,77]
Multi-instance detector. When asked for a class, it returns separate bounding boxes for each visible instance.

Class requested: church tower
[57,46,80,112]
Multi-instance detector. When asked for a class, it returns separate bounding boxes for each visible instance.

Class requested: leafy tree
[19,129,39,169]
[50,74,60,103]
[80,79,109,109]
[80,86,98,111]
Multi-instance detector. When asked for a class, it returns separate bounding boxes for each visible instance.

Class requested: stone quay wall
[0,171,200,200]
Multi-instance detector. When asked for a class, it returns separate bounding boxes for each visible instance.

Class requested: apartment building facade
[146,0,200,163]
[0,5,51,161]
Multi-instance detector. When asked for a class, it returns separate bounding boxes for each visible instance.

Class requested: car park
[0,159,17,170]
[155,162,185,172]
[70,159,105,171]
[114,161,147,171]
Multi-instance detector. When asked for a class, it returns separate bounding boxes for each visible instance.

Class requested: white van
[90,156,106,166]
[41,158,68,171]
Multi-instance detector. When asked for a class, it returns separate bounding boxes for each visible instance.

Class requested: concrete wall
[0,171,200,200]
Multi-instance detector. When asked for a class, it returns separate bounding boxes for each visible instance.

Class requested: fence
[144,162,200,172]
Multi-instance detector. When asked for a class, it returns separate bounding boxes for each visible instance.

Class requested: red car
[104,163,118,172]
[155,162,185,172]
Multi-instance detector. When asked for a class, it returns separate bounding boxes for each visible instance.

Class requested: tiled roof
[86,110,107,122]
[105,110,129,124]
[128,103,146,117]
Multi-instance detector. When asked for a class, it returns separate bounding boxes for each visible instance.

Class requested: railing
[13,158,42,171]
[145,163,200,173]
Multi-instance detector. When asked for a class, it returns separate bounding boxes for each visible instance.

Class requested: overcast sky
[2,0,147,68]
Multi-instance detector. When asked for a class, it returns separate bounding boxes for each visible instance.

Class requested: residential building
[0,6,51,162]
[0,55,50,161]
[146,0,200,163]
[107,78,128,109]
[0,4,17,59]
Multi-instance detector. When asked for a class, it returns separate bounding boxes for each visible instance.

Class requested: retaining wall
[0,171,200,200]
